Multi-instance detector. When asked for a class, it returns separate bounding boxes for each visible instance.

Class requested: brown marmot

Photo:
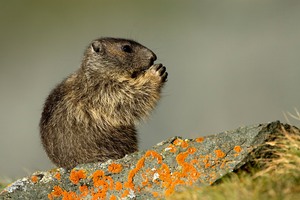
[39,37,168,169]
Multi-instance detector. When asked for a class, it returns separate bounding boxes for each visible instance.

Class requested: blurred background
[1,0,300,181]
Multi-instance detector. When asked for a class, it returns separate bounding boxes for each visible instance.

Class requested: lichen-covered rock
[1,121,298,200]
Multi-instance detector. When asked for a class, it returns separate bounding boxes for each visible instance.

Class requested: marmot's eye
[122,45,132,53]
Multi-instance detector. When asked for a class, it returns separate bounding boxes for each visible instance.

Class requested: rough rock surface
[1,121,298,200]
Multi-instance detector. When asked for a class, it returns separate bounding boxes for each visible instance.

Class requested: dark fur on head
[82,37,156,77]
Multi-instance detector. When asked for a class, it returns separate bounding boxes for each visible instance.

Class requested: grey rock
[1,121,298,199]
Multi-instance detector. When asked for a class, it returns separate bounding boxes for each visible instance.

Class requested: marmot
[40,37,168,169]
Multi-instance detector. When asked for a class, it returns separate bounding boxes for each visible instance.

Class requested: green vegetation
[168,126,300,200]
[0,182,7,192]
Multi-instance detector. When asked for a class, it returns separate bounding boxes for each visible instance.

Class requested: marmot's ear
[91,40,102,53]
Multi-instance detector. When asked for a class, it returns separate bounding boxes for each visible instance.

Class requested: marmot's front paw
[149,64,168,82]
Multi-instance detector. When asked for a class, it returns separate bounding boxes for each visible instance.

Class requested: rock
[1,121,298,200]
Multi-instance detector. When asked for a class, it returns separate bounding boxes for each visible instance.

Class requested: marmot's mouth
[131,66,151,79]
[131,59,155,78]
[141,59,155,71]
[149,58,155,66]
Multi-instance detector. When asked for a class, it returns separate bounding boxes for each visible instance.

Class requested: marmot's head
[82,37,157,77]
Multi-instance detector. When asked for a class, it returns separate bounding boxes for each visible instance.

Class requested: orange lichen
[215,149,226,158]
[166,144,177,153]
[123,150,163,191]
[104,176,114,190]
[205,163,211,168]
[186,167,200,182]
[195,137,204,143]
[31,175,38,183]
[79,185,89,197]
[115,181,123,191]
[164,178,185,196]
[220,160,227,169]
[54,172,61,180]
[165,148,200,196]
[145,150,163,164]
[176,152,189,167]
[49,185,63,198]
[156,164,171,189]
[136,157,146,168]
[121,189,129,198]
[173,138,189,148]
[48,185,83,200]
[49,169,122,200]
[43,134,242,199]
[190,159,198,165]
[92,170,109,190]
[152,191,159,197]
[141,173,149,186]
[108,163,123,173]
[46,140,223,199]
[202,154,212,168]
[173,138,183,146]
[124,157,145,189]
[61,191,80,200]
[234,146,242,153]
[69,169,86,184]
[91,189,106,200]
[109,195,117,200]
[181,140,189,148]
[165,187,174,196]
[48,194,53,200]
[187,147,196,154]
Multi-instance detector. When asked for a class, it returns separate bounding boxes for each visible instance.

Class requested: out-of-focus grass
[0,182,7,192]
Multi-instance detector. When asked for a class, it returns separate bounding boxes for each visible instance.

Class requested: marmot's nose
[151,52,157,61]
[149,52,157,65]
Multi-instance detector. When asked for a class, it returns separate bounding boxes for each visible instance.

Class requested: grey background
[1,0,300,180]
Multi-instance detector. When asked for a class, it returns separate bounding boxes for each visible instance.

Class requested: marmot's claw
[162,72,168,82]
[151,64,168,82]
[159,66,166,76]
[152,63,163,71]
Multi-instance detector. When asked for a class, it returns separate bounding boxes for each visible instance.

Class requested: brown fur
[40,37,168,169]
